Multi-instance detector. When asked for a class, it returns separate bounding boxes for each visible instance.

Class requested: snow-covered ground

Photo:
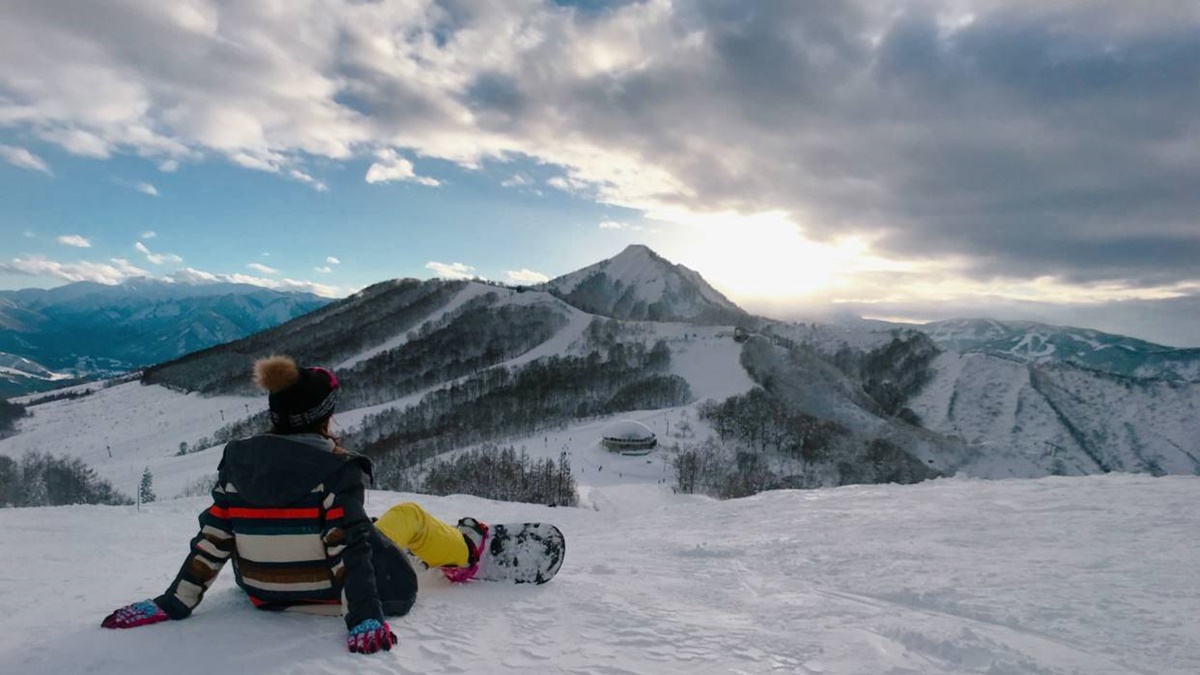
[2,380,260,498]
[1,475,1197,674]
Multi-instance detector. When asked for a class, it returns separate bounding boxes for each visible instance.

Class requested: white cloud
[425,261,476,280]
[288,169,328,192]
[141,231,157,239]
[168,267,339,297]
[546,175,601,196]
[0,256,148,284]
[0,145,52,174]
[365,149,440,186]
[38,128,110,158]
[502,174,532,188]
[169,267,219,284]
[506,268,550,284]
[598,220,643,231]
[247,263,278,275]
[326,256,340,265]
[56,234,91,248]
[134,182,159,196]
[134,240,182,265]
[315,266,333,273]
[230,152,282,173]
[158,159,179,173]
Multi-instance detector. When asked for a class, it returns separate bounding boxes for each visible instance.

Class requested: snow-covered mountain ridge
[4,246,1198,501]
[763,320,1200,480]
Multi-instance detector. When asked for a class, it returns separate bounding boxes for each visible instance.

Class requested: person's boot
[441,517,489,583]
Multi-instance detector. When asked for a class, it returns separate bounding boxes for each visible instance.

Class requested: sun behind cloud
[665,212,874,302]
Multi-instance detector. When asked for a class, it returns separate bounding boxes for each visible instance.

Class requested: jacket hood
[220,434,372,505]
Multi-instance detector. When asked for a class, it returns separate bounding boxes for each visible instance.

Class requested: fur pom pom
[253,355,300,393]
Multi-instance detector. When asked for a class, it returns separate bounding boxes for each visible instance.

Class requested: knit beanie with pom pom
[253,355,340,430]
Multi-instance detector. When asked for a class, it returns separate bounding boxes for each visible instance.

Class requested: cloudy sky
[1,0,1198,346]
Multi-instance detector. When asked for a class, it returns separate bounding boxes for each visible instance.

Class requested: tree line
[675,380,939,498]
[0,399,27,437]
[698,387,849,463]
[422,444,578,506]
[0,451,130,508]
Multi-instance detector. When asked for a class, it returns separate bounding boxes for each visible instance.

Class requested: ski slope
[2,380,260,498]
[1,475,1197,674]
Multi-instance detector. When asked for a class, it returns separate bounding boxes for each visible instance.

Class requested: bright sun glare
[667,212,867,302]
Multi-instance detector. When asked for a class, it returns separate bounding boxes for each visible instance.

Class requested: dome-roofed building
[601,419,657,455]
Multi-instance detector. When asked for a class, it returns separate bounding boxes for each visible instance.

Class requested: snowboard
[473,522,565,584]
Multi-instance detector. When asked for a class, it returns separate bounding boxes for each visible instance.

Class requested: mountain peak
[541,245,747,324]
[615,243,655,258]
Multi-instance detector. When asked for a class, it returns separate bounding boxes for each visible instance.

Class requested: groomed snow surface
[2,475,1197,674]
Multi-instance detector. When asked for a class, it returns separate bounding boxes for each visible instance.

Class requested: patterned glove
[101,600,170,629]
[348,619,397,654]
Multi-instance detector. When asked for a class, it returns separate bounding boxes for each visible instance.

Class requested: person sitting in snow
[101,355,489,654]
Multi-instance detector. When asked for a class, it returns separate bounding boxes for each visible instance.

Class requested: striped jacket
[155,434,384,629]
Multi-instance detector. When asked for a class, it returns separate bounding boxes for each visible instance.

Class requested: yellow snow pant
[373,502,469,568]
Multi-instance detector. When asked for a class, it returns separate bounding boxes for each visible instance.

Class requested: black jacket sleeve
[321,461,384,630]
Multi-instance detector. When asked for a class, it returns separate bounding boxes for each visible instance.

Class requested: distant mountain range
[919,318,1200,382]
[4,246,1197,490]
[0,278,329,397]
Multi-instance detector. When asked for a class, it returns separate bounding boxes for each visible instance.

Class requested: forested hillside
[343,327,691,489]
[671,330,945,497]
[144,279,465,393]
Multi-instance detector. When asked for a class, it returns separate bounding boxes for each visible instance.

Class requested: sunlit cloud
[315,266,333,274]
[426,261,476,280]
[326,256,340,265]
[506,268,550,284]
[0,145,52,174]
[599,220,643,231]
[56,234,91,248]
[365,149,440,186]
[288,169,328,192]
[170,267,338,297]
[546,176,594,195]
[141,231,156,239]
[38,128,110,158]
[134,241,182,265]
[0,256,148,284]
[134,182,159,196]
[247,263,278,275]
